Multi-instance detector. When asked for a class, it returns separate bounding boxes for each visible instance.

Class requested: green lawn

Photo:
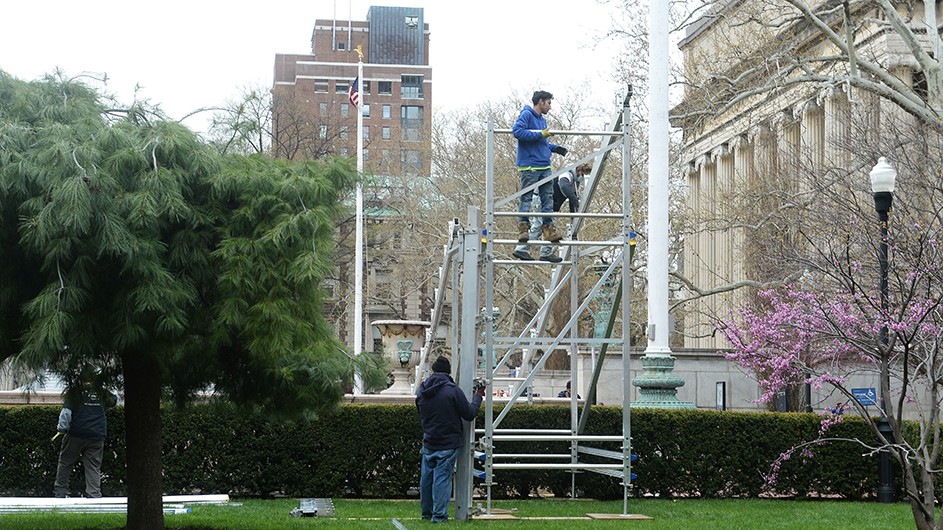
[0,497,914,529]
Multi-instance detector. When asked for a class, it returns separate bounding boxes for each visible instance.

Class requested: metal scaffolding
[418,88,637,520]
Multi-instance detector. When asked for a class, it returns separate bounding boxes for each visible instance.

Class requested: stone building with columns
[670,1,939,413]
[675,1,934,349]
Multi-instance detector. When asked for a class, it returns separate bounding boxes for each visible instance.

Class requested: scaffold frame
[417,88,637,520]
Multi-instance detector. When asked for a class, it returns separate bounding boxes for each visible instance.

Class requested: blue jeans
[420,447,458,522]
[518,169,554,227]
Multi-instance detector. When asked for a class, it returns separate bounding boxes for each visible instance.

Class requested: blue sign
[852,388,877,406]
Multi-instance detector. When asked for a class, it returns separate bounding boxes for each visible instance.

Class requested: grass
[0,497,914,529]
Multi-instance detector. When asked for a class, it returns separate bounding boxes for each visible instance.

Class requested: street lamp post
[869,156,897,504]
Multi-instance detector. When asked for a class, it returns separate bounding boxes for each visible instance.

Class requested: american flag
[348,76,360,107]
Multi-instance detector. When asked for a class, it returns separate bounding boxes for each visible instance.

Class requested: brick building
[273,6,431,175]
[273,6,435,354]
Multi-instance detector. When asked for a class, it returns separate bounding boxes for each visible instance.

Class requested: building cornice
[678,0,745,48]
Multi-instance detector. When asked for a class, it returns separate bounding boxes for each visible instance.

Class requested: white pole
[646,0,671,356]
[354,58,365,394]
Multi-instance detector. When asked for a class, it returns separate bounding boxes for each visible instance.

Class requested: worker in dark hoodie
[415,355,483,523]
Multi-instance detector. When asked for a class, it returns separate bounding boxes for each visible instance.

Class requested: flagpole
[353,48,365,394]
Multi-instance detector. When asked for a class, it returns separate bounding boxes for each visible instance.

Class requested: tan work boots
[541,222,563,243]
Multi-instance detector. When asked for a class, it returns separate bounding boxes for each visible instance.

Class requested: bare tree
[669,1,943,525]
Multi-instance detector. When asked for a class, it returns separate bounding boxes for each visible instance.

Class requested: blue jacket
[415,372,482,451]
[512,105,559,169]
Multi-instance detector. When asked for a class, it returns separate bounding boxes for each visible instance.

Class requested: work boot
[517,221,530,243]
[539,254,562,263]
[512,249,534,261]
[542,222,563,243]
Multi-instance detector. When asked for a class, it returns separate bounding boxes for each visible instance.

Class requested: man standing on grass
[53,378,117,498]
[415,356,482,523]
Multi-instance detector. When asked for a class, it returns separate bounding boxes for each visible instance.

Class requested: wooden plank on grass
[586,513,653,520]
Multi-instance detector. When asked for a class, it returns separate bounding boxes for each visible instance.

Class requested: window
[401,150,422,173]
[336,81,349,93]
[382,104,391,119]
[338,41,346,51]
[382,126,391,140]
[319,102,328,116]
[314,80,329,93]
[401,75,423,99]
[340,126,349,140]
[382,149,392,163]
[378,81,392,95]
[374,269,393,299]
[341,103,349,118]
[363,81,371,94]
[362,104,371,117]
[405,16,419,28]
[363,148,369,160]
[362,127,370,141]
[319,125,328,140]
[401,105,423,141]
[340,147,348,156]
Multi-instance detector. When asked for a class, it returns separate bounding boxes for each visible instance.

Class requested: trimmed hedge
[0,404,912,499]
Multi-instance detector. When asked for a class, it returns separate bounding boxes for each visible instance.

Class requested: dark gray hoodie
[415,372,482,451]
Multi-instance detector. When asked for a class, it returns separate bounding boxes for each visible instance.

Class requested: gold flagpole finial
[356,45,364,62]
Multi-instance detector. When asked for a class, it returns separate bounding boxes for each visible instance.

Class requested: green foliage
[0,404,916,500]
[0,69,383,415]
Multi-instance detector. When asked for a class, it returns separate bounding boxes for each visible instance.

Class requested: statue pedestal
[371,320,431,394]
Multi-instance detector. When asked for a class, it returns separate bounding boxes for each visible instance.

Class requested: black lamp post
[869,156,896,503]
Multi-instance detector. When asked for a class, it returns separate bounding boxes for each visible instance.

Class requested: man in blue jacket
[512,90,568,255]
[415,356,482,523]
[53,386,116,498]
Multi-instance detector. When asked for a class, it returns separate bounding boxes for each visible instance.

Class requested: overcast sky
[1,1,626,134]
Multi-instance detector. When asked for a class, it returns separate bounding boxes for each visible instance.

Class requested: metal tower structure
[416,89,640,520]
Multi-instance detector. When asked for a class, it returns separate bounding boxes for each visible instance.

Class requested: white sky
[0,1,626,134]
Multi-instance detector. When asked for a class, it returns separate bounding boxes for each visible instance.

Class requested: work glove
[541,128,551,138]
[552,145,568,156]
[473,379,487,397]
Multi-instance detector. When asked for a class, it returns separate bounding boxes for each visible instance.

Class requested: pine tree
[0,71,384,529]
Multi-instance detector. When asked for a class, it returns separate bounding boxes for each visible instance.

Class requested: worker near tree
[415,356,482,523]
[53,377,117,499]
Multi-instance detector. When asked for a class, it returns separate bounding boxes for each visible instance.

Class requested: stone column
[748,123,774,281]
[800,98,825,176]
[730,135,752,311]
[682,161,700,349]
[822,87,851,169]
[715,144,736,350]
[695,153,714,349]
[750,123,774,185]
[774,109,800,194]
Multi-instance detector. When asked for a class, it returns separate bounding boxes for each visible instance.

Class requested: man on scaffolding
[512,90,568,261]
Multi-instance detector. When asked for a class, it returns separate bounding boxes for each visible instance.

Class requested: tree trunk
[123,350,164,530]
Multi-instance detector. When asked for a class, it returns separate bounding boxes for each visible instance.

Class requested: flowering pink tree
[721,256,943,527]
